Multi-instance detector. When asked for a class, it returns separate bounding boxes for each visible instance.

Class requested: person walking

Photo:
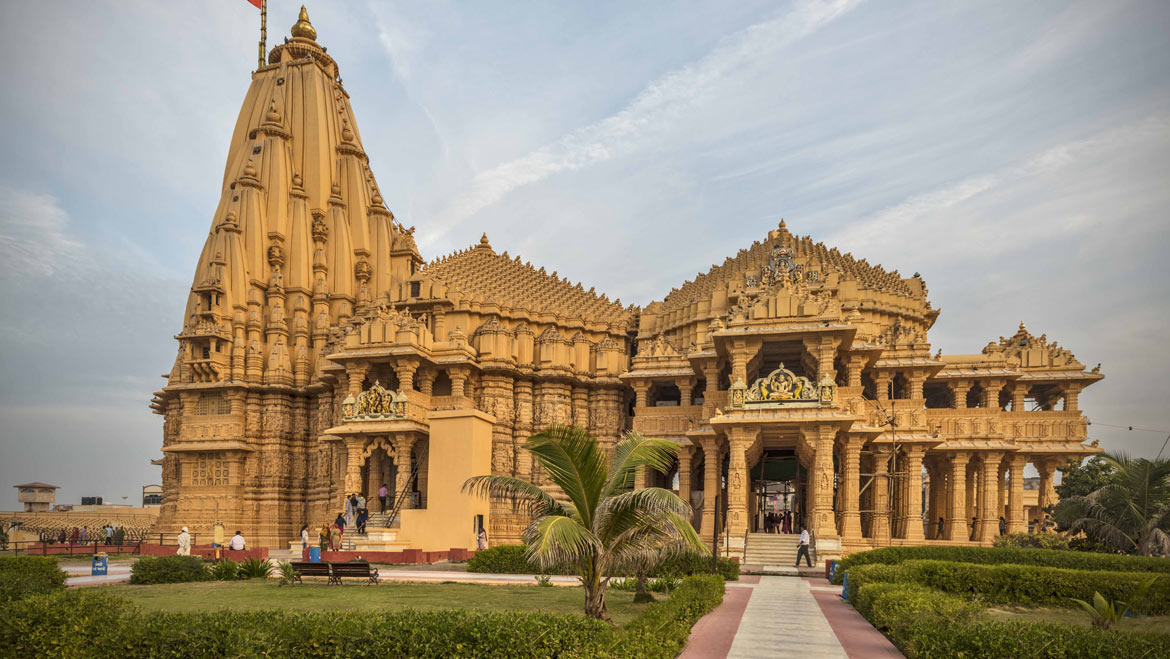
[104,524,113,545]
[998,516,1007,536]
[57,529,67,544]
[377,483,389,512]
[176,526,191,556]
[70,527,80,544]
[319,522,330,551]
[795,526,812,567]
[300,524,310,549]
[477,528,488,550]
[80,527,88,544]
[344,495,356,529]
[356,508,368,534]
[937,517,945,539]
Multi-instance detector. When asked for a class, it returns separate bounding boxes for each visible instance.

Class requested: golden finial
[291,5,317,41]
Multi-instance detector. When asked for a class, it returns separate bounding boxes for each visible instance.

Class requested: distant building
[13,482,58,512]
[142,485,163,507]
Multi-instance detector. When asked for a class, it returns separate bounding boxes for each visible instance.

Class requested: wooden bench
[288,561,330,584]
[327,561,380,585]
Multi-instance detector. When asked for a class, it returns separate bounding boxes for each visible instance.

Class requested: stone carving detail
[729,365,836,409]
[342,381,406,420]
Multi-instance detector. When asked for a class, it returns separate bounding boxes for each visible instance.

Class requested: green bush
[209,559,240,581]
[0,556,66,602]
[993,532,1070,550]
[0,574,724,659]
[846,559,1170,613]
[831,545,1170,584]
[237,557,273,580]
[129,555,208,585]
[904,619,1170,658]
[468,545,739,581]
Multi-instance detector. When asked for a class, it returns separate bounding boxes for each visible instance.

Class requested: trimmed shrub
[993,532,1070,550]
[831,545,1170,584]
[0,556,67,602]
[129,555,208,585]
[237,557,273,579]
[0,574,724,659]
[904,619,1170,658]
[847,559,1170,613]
[468,545,739,581]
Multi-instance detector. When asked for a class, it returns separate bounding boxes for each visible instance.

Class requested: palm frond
[524,425,609,528]
[605,431,682,499]
[595,487,693,543]
[524,514,600,572]
[462,474,568,518]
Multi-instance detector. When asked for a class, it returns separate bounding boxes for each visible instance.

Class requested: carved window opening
[692,379,706,405]
[834,356,848,387]
[201,346,211,360]
[717,361,731,390]
[758,341,809,380]
[997,387,1012,411]
[431,371,452,397]
[923,382,950,409]
[410,281,421,298]
[892,373,911,400]
[649,382,680,407]
[861,372,877,401]
[187,452,231,486]
[194,392,231,415]
[966,382,985,408]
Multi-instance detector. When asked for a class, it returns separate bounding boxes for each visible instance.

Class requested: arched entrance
[750,449,806,534]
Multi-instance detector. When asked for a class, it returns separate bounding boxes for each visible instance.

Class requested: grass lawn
[106,579,650,625]
[986,606,1170,634]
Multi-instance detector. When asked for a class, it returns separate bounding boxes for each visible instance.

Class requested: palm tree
[1054,452,1170,556]
[463,425,705,619]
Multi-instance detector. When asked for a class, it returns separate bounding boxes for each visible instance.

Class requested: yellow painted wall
[397,409,494,551]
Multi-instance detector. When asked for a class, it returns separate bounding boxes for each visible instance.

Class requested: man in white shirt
[795,526,812,567]
[229,530,246,551]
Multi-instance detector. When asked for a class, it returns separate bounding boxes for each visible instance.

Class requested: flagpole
[258,0,267,69]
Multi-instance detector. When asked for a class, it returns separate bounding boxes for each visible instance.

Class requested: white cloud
[424,0,864,241]
[0,187,81,277]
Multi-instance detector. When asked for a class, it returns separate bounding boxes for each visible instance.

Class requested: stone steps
[743,533,812,566]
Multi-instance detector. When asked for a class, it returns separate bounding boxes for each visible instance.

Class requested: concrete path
[64,564,132,587]
[727,576,848,658]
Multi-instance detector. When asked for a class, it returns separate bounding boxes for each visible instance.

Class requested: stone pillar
[634,466,648,490]
[810,425,838,539]
[1037,459,1055,514]
[394,358,419,392]
[976,452,1004,542]
[875,373,891,401]
[997,459,1007,521]
[678,378,694,407]
[726,430,751,541]
[1007,455,1027,534]
[904,447,926,541]
[909,371,925,401]
[677,446,692,506]
[846,355,865,388]
[346,364,369,396]
[1063,385,1081,412]
[513,379,534,479]
[700,439,721,544]
[571,386,589,428]
[945,452,969,540]
[965,461,977,535]
[838,435,863,540]
[1011,384,1027,412]
[343,437,364,501]
[449,366,469,399]
[395,437,417,510]
[983,380,1002,410]
[366,447,381,504]
[870,446,891,543]
[416,367,437,396]
[952,381,970,409]
[632,381,650,409]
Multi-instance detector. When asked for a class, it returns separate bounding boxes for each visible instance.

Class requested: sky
[1,0,1168,509]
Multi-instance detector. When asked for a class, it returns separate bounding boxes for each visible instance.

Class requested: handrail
[810,531,819,566]
[385,461,421,529]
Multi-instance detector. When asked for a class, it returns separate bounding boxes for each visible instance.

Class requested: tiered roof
[422,235,634,326]
[661,221,921,312]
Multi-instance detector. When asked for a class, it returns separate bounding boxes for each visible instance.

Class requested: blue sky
[1,0,1168,508]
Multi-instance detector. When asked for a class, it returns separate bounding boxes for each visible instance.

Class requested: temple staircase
[743,533,811,566]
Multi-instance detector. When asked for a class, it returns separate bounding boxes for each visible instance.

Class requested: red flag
[246,0,261,8]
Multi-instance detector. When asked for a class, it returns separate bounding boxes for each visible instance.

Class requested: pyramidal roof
[423,234,635,327]
[184,7,414,326]
[660,220,924,312]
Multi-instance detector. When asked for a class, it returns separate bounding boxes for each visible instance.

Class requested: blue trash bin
[309,546,321,563]
[91,554,108,576]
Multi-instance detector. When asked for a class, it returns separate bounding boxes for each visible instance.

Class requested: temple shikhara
[150,8,1104,560]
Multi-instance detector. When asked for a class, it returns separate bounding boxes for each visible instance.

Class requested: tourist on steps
[176,526,191,556]
[300,524,310,549]
[378,483,389,512]
[229,530,246,551]
[356,508,368,534]
[795,526,812,567]
[319,522,330,551]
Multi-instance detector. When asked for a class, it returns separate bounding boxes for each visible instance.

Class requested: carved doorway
[751,449,805,534]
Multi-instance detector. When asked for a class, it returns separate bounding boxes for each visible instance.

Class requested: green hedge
[848,559,1170,614]
[831,545,1170,584]
[850,581,1170,658]
[993,533,1070,550]
[0,556,66,602]
[129,555,208,585]
[0,575,724,659]
[468,545,738,581]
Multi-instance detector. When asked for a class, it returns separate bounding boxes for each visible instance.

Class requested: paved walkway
[64,564,132,587]
[681,576,902,659]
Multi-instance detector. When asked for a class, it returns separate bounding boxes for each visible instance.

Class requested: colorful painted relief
[729,365,836,409]
[342,381,407,420]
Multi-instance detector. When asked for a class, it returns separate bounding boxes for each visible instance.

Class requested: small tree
[1055,452,1170,556]
[464,425,705,620]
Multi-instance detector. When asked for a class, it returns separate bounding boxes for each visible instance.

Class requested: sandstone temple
[150,8,1104,560]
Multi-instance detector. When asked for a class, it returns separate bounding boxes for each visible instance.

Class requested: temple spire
[291,5,317,41]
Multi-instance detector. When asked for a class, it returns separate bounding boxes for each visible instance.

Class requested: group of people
[762,510,797,534]
[174,524,246,555]
[44,523,128,545]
